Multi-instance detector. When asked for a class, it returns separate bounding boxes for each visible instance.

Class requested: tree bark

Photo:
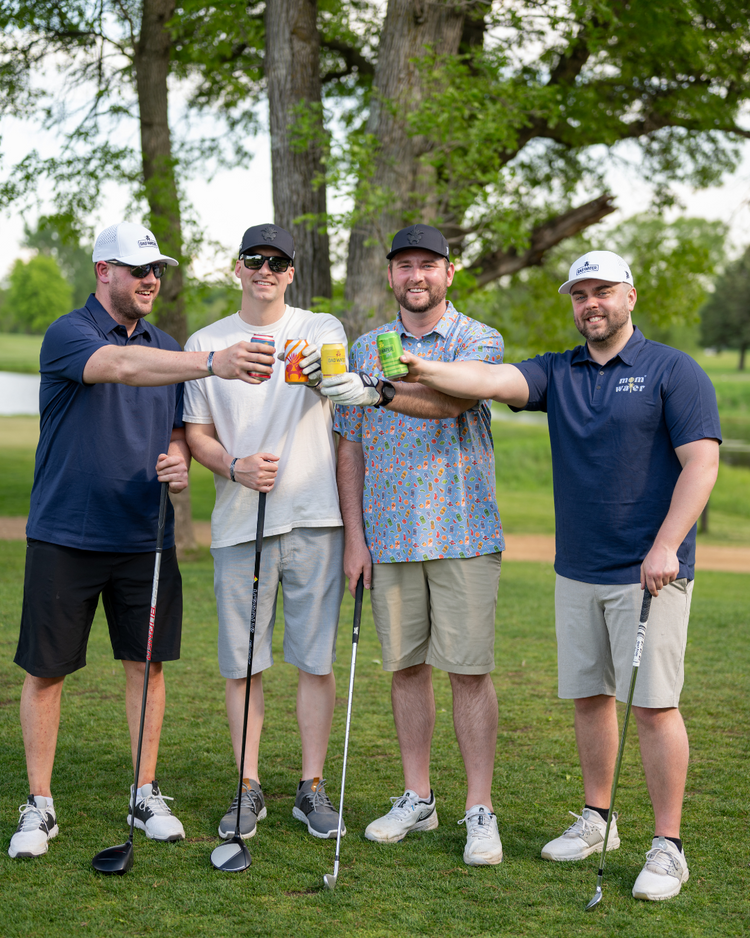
[343,0,465,335]
[266,0,331,309]
[135,0,196,554]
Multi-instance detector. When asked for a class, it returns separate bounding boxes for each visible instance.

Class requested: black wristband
[373,380,395,408]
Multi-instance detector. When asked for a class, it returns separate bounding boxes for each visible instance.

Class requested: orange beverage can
[285,338,311,385]
[320,343,347,377]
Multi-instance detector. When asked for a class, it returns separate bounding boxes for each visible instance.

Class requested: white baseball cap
[558,250,633,294]
[92,222,178,266]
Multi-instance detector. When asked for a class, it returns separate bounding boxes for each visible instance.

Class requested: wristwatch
[374,380,396,408]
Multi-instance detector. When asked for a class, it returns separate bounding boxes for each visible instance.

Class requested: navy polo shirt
[27,295,184,552]
[513,327,721,584]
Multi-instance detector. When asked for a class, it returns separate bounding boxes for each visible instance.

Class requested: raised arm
[337,437,372,596]
[319,372,477,417]
[400,352,531,408]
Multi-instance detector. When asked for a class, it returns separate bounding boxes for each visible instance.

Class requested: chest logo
[615,375,647,393]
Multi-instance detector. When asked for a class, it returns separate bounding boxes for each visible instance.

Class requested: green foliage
[22,214,94,308]
[5,254,72,334]
[700,249,750,368]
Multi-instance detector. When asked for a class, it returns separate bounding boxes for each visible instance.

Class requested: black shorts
[14,539,183,678]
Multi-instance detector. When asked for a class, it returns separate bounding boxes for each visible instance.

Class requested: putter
[92,481,169,875]
[585,590,653,910]
[211,491,267,872]
[324,574,365,891]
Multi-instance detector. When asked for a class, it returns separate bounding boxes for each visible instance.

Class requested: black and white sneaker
[8,795,58,858]
[292,778,344,839]
[127,780,185,841]
[218,779,266,840]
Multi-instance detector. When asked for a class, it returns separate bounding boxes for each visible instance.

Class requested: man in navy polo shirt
[9,221,275,861]
[400,250,721,901]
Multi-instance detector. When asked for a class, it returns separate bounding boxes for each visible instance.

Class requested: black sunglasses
[108,260,168,279]
[240,253,292,273]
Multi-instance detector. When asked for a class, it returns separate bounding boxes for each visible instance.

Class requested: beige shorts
[370,553,502,675]
[555,575,693,708]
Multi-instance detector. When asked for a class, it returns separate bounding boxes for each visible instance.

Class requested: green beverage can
[377,331,408,378]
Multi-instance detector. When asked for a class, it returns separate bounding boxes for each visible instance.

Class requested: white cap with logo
[91,222,179,267]
[558,250,633,295]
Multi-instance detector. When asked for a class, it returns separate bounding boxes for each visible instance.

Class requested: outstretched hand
[213,341,275,384]
[319,373,381,407]
[398,350,435,383]
[277,341,322,386]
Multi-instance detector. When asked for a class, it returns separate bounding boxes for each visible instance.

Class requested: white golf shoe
[460,805,503,865]
[541,808,620,861]
[128,780,185,842]
[365,789,438,843]
[8,795,58,858]
[632,837,689,900]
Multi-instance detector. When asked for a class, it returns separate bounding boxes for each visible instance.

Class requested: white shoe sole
[365,809,439,844]
[218,806,267,840]
[292,806,345,839]
[541,835,620,862]
[633,869,689,900]
[128,815,185,842]
[8,824,59,858]
[464,846,503,866]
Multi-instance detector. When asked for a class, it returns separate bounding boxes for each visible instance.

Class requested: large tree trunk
[135,0,196,554]
[343,0,465,335]
[266,0,331,309]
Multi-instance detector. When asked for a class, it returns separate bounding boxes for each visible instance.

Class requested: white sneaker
[541,808,620,861]
[365,789,438,844]
[632,837,689,900]
[8,795,58,858]
[459,805,503,865]
[128,780,185,842]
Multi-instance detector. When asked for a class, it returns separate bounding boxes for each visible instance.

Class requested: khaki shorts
[555,575,693,708]
[370,553,502,675]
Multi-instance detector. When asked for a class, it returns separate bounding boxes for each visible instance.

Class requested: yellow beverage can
[320,343,347,377]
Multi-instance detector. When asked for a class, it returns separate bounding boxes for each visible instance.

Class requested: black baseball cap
[387,224,449,260]
[239,224,295,261]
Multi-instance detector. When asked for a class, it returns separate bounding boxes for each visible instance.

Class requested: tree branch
[321,37,375,83]
[468,193,617,286]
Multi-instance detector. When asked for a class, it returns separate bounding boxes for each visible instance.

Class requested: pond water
[0,371,40,415]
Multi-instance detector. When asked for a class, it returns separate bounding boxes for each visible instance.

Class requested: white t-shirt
[183,306,347,547]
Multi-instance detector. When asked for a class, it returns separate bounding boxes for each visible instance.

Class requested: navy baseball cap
[387,224,449,260]
[239,224,295,261]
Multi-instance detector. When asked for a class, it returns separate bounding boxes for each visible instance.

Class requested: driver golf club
[324,574,364,891]
[92,481,169,875]
[585,589,653,910]
[210,490,267,872]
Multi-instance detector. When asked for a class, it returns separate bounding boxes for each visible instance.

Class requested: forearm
[336,439,366,542]
[185,424,232,479]
[386,381,477,418]
[402,355,530,408]
[168,429,191,474]
[652,458,719,553]
[84,345,213,386]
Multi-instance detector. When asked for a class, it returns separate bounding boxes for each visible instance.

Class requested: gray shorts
[211,526,344,679]
[370,553,502,675]
[555,575,693,708]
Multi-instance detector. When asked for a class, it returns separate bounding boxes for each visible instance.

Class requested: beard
[575,302,630,346]
[108,276,157,322]
[391,278,447,313]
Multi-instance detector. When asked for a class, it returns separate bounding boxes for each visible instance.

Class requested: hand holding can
[376,332,409,379]
[250,334,275,381]
[284,338,313,385]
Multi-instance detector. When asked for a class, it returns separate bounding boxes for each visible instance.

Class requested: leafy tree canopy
[6,254,73,333]
[700,250,750,369]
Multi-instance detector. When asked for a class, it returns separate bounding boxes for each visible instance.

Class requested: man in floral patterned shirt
[321,224,506,866]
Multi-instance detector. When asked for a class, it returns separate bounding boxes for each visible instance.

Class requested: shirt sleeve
[313,313,349,353]
[663,354,722,448]
[332,335,366,442]
[173,383,185,429]
[511,355,550,412]
[182,333,213,423]
[453,325,504,365]
[40,314,109,384]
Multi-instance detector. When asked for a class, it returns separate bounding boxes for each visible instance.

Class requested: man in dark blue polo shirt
[9,222,275,861]
[400,250,721,901]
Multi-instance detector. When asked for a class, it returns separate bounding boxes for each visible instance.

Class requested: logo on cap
[138,236,157,249]
[575,260,599,276]
[261,226,278,242]
[407,226,423,245]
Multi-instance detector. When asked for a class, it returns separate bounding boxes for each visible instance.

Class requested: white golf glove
[319,372,380,407]
[277,342,322,386]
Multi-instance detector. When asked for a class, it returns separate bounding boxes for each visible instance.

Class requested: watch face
[382,383,396,404]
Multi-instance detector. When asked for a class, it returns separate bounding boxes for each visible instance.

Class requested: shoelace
[306,779,335,812]
[138,789,175,816]
[563,811,594,836]
[231,784,264,815]
[645,843,681,876]
[458,808,494,840]
[16,802,51,833]
[388,793,423,819]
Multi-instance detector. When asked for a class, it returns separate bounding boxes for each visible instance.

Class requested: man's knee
[632,704,679,727]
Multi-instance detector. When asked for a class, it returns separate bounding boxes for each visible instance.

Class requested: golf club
[585,589,653,910]
[210,490,267,872]
[324,574,365,891]
[92,481,169,875]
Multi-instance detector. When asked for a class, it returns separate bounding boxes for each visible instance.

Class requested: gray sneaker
[292,777,344,840]
[218,779,266,840]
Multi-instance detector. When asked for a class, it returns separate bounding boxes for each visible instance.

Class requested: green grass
[0,333,43,374]
[1,544,748,937]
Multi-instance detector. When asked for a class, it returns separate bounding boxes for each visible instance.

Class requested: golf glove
[320,372,381,407]
[276,342,322,387]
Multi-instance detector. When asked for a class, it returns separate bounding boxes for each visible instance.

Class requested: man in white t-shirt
[184,224,347,842]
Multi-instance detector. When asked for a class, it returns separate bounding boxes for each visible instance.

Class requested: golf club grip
[255,491,267,550]
[156,480,169,549]
[632,590,653,668]
[352,575,364,645]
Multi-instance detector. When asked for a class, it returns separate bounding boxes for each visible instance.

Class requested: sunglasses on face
[240,253,292,273]
[108,260,167,279]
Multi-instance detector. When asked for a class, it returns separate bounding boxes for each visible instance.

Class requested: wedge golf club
[324,574,365,891]
[92,481,169,875]
[211,490,267,873]
[585,589,653,910]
